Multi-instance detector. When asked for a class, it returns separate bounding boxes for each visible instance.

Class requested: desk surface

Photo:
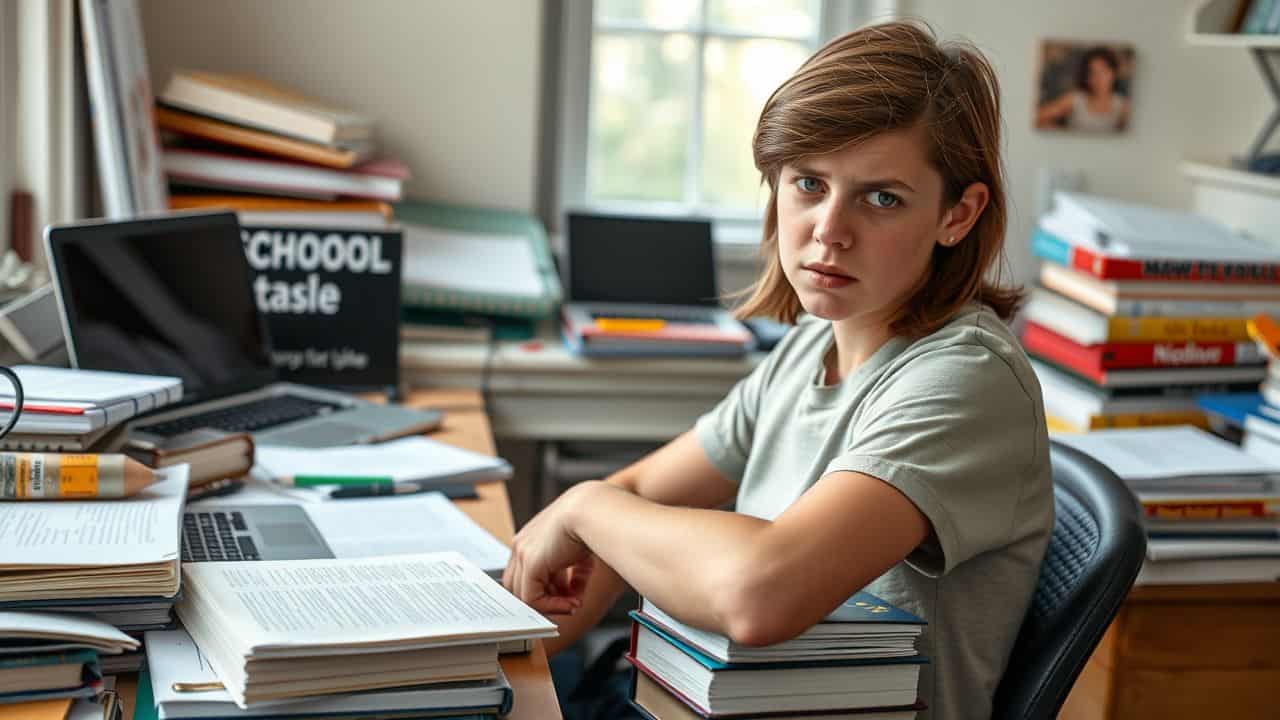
[117,389,561,720]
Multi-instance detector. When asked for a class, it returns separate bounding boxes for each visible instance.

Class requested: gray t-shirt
[695,303,1053,720]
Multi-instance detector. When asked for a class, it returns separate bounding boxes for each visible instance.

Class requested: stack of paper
[176,552,556,707]
[255,435,512,490]
[0,466,186,604]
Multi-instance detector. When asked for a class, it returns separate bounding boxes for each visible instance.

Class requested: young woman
[1035,45,1130,132]
[505,21,1054,720]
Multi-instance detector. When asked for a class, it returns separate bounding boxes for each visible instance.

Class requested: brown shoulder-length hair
[734,20,1022,337]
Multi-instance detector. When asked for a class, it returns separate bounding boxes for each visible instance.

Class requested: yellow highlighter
[1247,313,1280,360]
[594,317,667,332]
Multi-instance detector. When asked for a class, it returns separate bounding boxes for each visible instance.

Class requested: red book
[1022,322,1265,379]
[1032,226,1280,283]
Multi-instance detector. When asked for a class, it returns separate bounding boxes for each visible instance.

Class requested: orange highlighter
[1247,313,1280,360]
[594,317,667,333]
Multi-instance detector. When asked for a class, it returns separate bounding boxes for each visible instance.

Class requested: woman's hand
[503,481,603,616]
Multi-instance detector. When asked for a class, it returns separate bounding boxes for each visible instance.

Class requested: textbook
[1023,288,1254,344]
[0,649,102,704]
[1039,264,1280,317]
[1022,323,1264,379]
[124,428,254,489]
[1,366,182,435]
[0,612,138,656]
[163,148,407,202]
[156,106,374,169]
[636,592,924,665]
[627,615,925,717]
[1036,192,1280,282]
[159,71,373,146]
[629,671,923,720]
[175,552,556,707]
[145,629,515,719]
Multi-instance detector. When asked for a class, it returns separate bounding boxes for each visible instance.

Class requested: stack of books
[626,592,927,720]
[0,465,189,676]
[0,366,182,453]
[0,611,137,708]
[165,552,556,716]
[156,70,406,227]
[1023,192,1280,433]
[1055,426,1280,585]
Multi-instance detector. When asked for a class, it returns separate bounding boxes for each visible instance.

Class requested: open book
[175,552,556,707]
[0,466,186,602]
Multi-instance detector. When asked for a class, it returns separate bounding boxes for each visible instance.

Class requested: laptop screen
[46,211,276,403]
[567,213,718,305]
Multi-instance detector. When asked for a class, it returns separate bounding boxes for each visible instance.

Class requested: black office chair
[991,440,1147,720]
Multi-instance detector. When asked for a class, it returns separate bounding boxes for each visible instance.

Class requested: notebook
[1,366,181,435]
[254,435,513,490]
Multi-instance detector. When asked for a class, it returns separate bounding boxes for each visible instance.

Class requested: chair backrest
[991,440,1147,720]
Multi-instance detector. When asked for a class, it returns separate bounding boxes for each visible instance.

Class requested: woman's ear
[938,182,990,247]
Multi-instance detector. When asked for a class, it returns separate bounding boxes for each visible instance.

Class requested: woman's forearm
[566,480,770,635]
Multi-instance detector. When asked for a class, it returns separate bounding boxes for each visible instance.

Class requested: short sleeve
[825,343,1041,576]
[695,352,778,484]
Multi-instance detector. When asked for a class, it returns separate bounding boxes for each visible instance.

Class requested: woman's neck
[823,317,895,385]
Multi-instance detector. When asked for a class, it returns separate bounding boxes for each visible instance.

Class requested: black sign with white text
[240,224,401,388]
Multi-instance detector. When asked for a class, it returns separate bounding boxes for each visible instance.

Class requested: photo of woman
[1035,41,1135,133]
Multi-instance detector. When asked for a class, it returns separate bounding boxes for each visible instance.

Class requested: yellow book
[1088,410,1209,430]
[1106,316,1250,343]
[7,698,72,720]
[1046,414,1083,433]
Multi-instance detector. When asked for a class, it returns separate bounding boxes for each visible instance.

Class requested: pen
[277,475,396,488]
[329,483,427,499]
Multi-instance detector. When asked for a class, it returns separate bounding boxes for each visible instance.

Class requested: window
[557,0,886,233]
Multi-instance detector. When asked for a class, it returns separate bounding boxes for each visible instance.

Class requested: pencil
[0,452,159,500]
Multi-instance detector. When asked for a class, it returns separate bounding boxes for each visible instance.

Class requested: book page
[303,495,510,574]
[402,223,544,297]
[184,552,555,651]
[0,611,137,653]
[0,465,186,566]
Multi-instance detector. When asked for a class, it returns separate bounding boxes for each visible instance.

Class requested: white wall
[904,0,1270,284]
[139,0,543,212]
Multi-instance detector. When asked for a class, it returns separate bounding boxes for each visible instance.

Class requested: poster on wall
[240,223,402,389]
[1034,40,1136,134]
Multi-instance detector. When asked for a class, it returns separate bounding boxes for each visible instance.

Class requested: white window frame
[554,0,896,249]
[0,1,14,245]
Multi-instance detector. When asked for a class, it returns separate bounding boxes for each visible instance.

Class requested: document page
[183,552,556,652]
[0,465,186,566]
[303,494,510,574]
[255,436,511,486]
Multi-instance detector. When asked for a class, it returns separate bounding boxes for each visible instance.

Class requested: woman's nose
[813,200,853,249]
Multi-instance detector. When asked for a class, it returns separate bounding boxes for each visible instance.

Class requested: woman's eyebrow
[786,166,917,194]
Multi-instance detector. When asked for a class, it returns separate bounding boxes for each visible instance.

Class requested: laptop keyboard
[137,394,343,437]
[590,308,719,324]
[181,511,259,563]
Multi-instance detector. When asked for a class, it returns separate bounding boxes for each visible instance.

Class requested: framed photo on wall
[1034,40,1136,134]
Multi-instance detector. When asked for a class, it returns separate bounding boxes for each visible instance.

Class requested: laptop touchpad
[262,421,371,447]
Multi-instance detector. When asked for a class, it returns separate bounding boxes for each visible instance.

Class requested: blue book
[1199,392,1265,430]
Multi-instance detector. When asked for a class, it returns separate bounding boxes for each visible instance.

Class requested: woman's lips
[805,265,855,289]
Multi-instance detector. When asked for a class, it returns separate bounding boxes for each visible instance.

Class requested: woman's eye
[864,190,901,209]
[796,177,822,193]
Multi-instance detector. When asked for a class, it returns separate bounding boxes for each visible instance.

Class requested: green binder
[395,201,562,319]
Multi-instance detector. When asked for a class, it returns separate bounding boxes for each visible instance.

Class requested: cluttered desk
[0,188,566,720]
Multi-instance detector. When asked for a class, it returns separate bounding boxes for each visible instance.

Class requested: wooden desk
[117,389,561,720]
[1061,582,1280,719]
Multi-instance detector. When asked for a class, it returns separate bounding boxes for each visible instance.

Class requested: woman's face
[1087,57,1116,96]
[775,125,951,327]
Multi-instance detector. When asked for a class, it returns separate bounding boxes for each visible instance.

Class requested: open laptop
[181,505,332,562]
[561,212,752,354]
[45,211,441,448]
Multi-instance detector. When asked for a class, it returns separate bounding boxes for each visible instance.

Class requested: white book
[1051,426,1280,482]
[176,552,556,707]
[146,628,514,719]
[163,149,402,202]
[0,611,138,655]
[1147,538,1280,561]
[1039,264,1280,317]
[1136,556,1280,585]
[1,365,182,434]
[1048,192,1280,262]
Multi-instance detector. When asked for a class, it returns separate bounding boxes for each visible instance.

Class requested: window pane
[595,0,700,30]
[707,0,817,38]
[702,38,809,210]
[589,33,694,204]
